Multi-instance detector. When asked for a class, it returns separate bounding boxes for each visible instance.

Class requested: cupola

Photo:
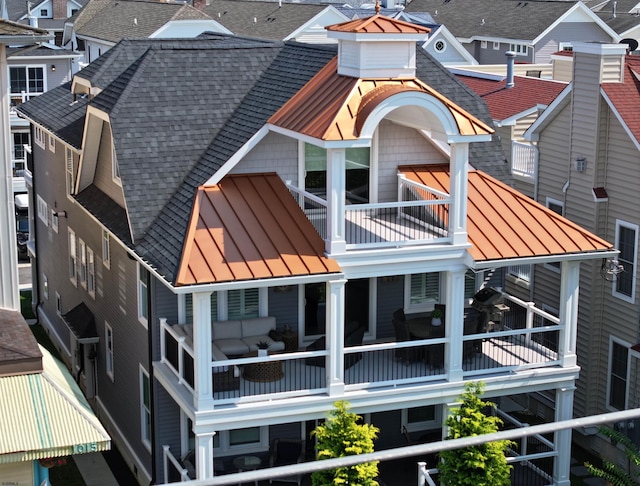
[326,5,430,79]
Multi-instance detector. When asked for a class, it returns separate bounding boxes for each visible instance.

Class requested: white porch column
[192,292,214,409]
[0,43,19,311]
[445,268,465,382]
[448,143,469,246]
[326,148,346,254]
[559,260,580,368]
[553,387,574,486]
[194,429,215,479]
[326,278,346,395]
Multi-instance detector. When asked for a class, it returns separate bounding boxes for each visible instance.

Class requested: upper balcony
[286,169,454,253]
[155,292,566,410]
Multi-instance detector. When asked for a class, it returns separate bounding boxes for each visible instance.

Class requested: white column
[192,292,214,409]
[0,43,19,311]
[448,143,469,246]
[559,260,580,368]
[194,429,215,479]
[326,148,346,254]
[326,278,346,395]
[445,268,465,382]
[553,387,574,486]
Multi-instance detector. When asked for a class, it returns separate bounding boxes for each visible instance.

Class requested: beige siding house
[526,41,640,464]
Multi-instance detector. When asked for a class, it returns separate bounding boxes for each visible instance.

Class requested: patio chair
[393,319,421,363]
[269,438,305,485]
[393,308,406,323]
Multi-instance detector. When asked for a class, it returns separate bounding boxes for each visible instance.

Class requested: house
[0,20,110,486]
[593,0,640,49]
[453,56,568,198]
[62,0,228,63]
[525,41,640,470]
[404,0,621,64]
[17,14,616,486]
[5,0,87,45]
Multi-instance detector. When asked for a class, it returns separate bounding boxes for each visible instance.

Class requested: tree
[585,426,640,486]
[311,401,380,486]
[438,382,513,486]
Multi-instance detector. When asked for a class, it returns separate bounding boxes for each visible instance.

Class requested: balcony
[511,141,537,181]
[158,293,563,407]
[286,175,451,250]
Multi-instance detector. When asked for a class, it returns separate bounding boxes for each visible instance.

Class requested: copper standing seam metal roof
[400,164,614,262]
[176,173,341,286]
[268,57,494,141]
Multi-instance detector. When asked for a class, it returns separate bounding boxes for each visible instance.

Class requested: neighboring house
[525,42,640,465]
[0,310,111,485]
[454,58,567,198]
[405,0,620,64]
[62,0,227,63]
[593,0,640,48]
[6,0,87,45]
[18,16,615,486]
[8,44,82,195]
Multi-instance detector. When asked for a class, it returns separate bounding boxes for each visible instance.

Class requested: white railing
[162,445,190,483]
[511,141,537,180]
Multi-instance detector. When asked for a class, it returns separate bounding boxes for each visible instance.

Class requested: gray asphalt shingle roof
[18,33,507,285]
[73,0,214,42]
[405,0,580,40]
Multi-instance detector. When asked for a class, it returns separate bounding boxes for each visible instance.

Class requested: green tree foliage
[585,426,640,486]
[311,401,380,486]
[438,382,514,486]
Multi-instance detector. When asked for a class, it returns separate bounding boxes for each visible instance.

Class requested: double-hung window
[105,322,114,380]
[87,247,95,298]
[9,66,44,106]
[140,366,151,450]
[66,148,74,194]
[407,273,440,311]
[608,338,629,410]
[102,229,110,269]
[614,220,637,302]
[79,239,87,288]
[138,264,149,326]
[68,228,77,286]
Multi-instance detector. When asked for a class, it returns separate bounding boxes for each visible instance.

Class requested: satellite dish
[620,38,639,52]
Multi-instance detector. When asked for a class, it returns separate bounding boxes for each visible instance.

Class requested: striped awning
[0,346,110,463]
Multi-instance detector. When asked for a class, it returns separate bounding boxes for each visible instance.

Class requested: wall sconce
[50,65,56,71]
[52,210,66,218]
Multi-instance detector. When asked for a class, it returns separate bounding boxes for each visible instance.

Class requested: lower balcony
[157,293,564,407]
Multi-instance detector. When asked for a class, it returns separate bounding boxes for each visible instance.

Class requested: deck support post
[448,142,469,246]
[445,267,465,382]
[326,148,346,254]
[194,428,215,479]
[553,386,574,486]
[559,260,580,368]
[327,278,346,395]
[193,291,214,410]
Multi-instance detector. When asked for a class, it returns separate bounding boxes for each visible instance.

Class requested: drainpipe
[506,51,516,88]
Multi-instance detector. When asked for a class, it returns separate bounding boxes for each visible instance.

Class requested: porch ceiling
[400,164,614,262]
[176,173,341,286]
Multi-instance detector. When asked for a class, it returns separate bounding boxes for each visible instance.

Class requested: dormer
[326,12,430,79]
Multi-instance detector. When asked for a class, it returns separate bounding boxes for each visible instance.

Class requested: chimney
[52,0,66,19]
[192,0,205,10]
[505,51,516,88]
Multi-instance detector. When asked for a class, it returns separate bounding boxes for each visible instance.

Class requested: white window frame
[79,239,87,288]
[43,274,48,300]
[68,228,77,286]
[606,336,630,411]
[48,134,55,153]
[87,247,95,298]
[401,406,441,433]
[493,41,500,50]
[613,220,638,303]
[509,43,528,55]
[105,322,114,381]
[56,292,61,316]
[34,126,46,149]
[102,229,110,269]
[66,147,74,195]
[112,142,121,185]
[138,263,149,327]
[544,197,564,273]
[37,195,48,226]
[405,273,440,312]
[213,426,269,456]
[480,40,487,49]
[50,209,59,233]
[9,65,46,104]
[140,365,151,451]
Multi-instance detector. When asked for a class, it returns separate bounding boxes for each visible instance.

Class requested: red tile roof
[400,165,614,262]
[458,74,567,121]
[176,174,341,286]
[269,57,494,141]
[602,57,640,144]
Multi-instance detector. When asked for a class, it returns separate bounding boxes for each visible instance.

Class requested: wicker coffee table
[243,352,283,382]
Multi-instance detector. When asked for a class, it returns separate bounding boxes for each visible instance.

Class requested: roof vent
[505,51,516,88]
